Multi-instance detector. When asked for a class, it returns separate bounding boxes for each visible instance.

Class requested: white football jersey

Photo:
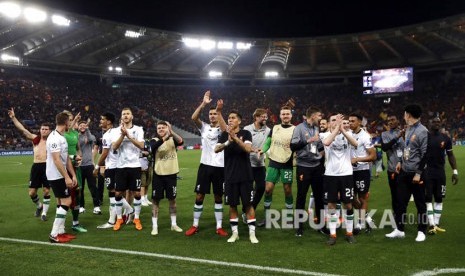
[116,125,144,168]
[199,121,224,167]
[46,130,68,180]
[351,128,373,171]
[321,132,353,176]
[102,128,119,169]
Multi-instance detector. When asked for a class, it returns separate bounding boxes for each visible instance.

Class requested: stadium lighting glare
[114,67,122,72]
[0,2,21,19]
[183,37,200,48]
[265,71,279,77]
[1,53,20,64]
[200,39,216,50]
[125,30,142,38]
[236,42,251,50]
[24,7,47,23]
[217,41,233,50]
[208,71,222,78]
[108,66,114,71]
[52,14,70,26]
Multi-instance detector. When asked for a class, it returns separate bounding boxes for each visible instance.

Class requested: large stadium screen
[362,67,413,95]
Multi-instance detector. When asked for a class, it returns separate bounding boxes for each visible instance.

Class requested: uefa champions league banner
[0,150,34,156]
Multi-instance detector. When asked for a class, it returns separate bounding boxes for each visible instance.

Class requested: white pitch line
[2,183,27,188]
[411,268,465,276]
[0,161,23,166]
[0,237,344,276]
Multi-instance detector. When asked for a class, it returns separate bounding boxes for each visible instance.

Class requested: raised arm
[216,99,227,132]
[8,108,36,140]
[192,90,212,129]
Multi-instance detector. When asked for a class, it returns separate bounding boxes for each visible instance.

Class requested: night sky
[27,0,465,38]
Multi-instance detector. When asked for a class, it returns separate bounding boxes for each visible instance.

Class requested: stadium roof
[2,2,465,81]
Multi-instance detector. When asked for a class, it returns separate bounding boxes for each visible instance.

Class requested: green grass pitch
[1,147,464,275]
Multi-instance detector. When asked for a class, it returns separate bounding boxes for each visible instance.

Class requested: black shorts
[104,168,116,190]
[425,170,446,202]
[49,178,70,199]
[195,164,224,195]
[252,166,266,189]
[224,181,254,207]
[353,170,371,194]
[115,167,141,192]
[152,174,177,200]
[29,163,49,189]
[324,175,354,204]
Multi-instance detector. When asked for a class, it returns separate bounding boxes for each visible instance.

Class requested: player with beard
[113,108,145,231]
[8,108,52,221]
[241,108,271,224]
[259,104,296,227]
[94,112,134,229]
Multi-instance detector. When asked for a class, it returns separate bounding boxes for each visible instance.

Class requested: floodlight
[125,30,142,38]
[208,71,222,78]
[200,39,215,50]
[1,53,19,62]
[183,37,200,48]
[0,2,21,19]
[108,66,113,71]
[52,14,70,26]
[265,71,278,77]
[218,41,233,50]
[24,7,46,23]
[236,42,251,50]
[115,67,122,72]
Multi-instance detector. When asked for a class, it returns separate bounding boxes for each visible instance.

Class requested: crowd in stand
[1,69,465,150]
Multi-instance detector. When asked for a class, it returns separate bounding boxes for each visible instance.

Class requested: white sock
[193,204,203,227]
[109,197,116,224]
[345,212,354,234]
[214,203,223,229]
[434,202,443,225]
[171,215,177,226]
[329,212,337,236]
[247,218,256,234]
[152,217,158,228]
[426,202,435,226]
[42,197,50,215]
[115,198,123,219]
[133,198,141,219]
[51,206,67,237]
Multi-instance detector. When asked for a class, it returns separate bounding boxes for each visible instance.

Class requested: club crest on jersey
[51,143,57,149]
